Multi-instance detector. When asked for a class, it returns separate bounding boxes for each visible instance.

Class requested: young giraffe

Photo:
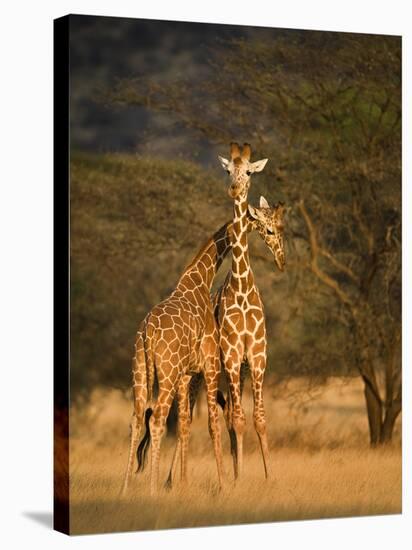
[165,198,285,488]
[217,142,285,481]
[122,219,233,496]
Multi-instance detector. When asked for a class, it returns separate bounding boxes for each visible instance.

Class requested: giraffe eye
[226,170,230,174]
[246,170,251,176]
[267,228,274,235]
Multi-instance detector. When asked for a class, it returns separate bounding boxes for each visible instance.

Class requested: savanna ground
[69,376,401,534]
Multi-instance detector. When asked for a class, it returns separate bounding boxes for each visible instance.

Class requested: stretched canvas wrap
[54,14,402,535]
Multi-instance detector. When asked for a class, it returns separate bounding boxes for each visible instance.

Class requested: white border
[0,1,409,549]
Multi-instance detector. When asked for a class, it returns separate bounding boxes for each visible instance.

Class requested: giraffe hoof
[164,476,173,491]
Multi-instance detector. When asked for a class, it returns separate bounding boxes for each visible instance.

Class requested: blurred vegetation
[71,153,225,391]
[70,152,348,398]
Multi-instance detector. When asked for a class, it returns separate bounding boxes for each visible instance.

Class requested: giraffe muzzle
[276,254,285,272]
[228,185,241,199]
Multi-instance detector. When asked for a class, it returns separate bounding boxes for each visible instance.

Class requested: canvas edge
[53,13,70,536]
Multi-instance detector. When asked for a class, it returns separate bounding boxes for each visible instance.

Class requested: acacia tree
[106,31,401,445]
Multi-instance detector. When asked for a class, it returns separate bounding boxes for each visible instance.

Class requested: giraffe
[217,142,285,481]
[164,197,286,488]
[122,219,233,496]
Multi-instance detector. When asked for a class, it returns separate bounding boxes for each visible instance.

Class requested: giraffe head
[218,142,268,200]
[248,196,286,271]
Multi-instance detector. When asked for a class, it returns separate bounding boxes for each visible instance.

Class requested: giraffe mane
[181,221,232,275]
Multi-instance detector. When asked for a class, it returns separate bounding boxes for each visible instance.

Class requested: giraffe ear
[249,158,268,173]
[259,196,270,209]
[218,156,230,171]
[248,204,259,219]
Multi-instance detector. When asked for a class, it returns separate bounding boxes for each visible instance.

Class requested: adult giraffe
[217,142,285,481]
[164,196,285,488]
[121,223,231,496]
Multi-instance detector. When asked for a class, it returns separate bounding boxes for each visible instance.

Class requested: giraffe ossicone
[218,142,268,200]
[248,195,286,271]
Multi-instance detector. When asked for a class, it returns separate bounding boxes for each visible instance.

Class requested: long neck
[230,196,251,289]
[178,221,233,290]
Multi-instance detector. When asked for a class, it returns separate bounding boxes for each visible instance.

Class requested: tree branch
[298,200,353,308]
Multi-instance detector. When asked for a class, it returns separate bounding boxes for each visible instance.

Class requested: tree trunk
[380,401,401,444]
[381,330,401,444]
[362,375,383,446]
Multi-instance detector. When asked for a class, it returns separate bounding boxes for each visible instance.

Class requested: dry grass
[69,377,401,535]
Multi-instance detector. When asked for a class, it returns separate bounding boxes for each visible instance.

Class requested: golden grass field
[69,376,401,535]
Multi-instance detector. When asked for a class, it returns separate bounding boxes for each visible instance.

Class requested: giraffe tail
[217,390,226,411]
[136,408,153,472]
[134,320,156,473]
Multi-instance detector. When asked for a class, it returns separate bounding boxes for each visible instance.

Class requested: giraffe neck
[178,221,233,290]
[230,195,252,291]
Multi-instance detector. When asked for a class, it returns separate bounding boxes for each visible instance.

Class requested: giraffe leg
[230,380,246,480]
[122,413,138,495]
[122,353,147,495]
[228,362,248,480]
[249,354,271,479]
[165,439,180,490]
[219,377,237,478]
[224,349,245,480]
[177,375,191,484]
[149,388,176,496]
[204,361,224,489]
[228,425,238,479]
[165,373,203,489]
